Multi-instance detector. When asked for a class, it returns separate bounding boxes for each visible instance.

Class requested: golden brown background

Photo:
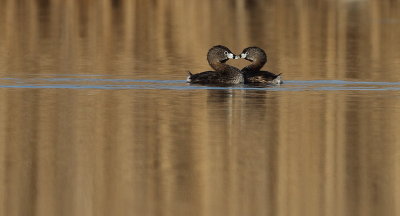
[1,1,400,216]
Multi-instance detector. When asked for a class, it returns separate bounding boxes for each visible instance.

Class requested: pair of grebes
[187,45,282,85]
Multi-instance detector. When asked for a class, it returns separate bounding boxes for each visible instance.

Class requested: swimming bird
[239,47,282,85]
[187,45,243,85]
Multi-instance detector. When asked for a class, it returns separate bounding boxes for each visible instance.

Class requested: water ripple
[1,75,400,91]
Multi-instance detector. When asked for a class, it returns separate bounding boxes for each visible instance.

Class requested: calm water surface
[1,1,400,216]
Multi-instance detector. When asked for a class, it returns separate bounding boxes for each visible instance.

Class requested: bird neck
[242,59,266,71]
[210,62,239,73]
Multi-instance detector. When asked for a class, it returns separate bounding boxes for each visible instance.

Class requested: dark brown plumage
[240,47,282,85]
[187,45,243,85]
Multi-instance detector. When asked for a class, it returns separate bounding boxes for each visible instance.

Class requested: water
[2,75,400,91]
[1,1,400,216]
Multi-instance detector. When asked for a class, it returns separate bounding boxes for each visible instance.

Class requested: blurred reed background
[0,1,400,216]
[1,0,399,80]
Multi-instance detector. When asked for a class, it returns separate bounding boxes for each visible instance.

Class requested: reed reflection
[1,0,400,216]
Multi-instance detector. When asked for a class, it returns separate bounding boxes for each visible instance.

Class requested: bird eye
[246,52,249,55]
[224,51,228,55]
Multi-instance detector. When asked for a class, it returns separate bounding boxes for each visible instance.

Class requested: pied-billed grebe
[187,45,244,85]
[240,47,282,85]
